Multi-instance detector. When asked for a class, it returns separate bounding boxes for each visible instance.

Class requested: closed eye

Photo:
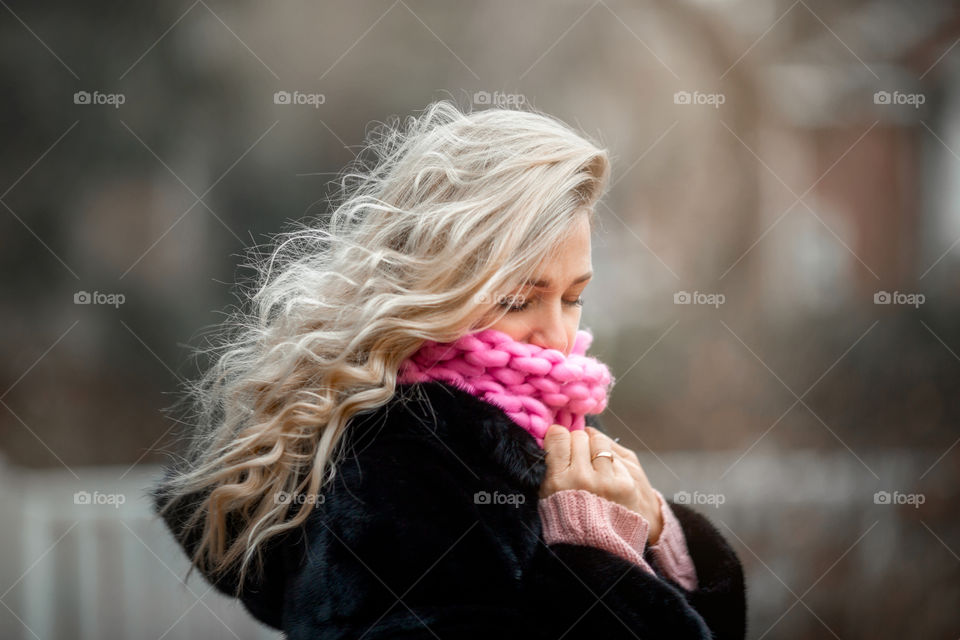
[500,296,584,312]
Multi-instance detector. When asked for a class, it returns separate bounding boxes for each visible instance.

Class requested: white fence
[0,461,282,640]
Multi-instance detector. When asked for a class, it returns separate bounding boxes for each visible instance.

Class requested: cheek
[487,315,527,340]
[568,307,583,334]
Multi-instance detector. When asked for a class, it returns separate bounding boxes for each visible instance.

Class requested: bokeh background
[2,1,959,638]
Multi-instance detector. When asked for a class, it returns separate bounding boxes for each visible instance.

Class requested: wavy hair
[151,98,611,590]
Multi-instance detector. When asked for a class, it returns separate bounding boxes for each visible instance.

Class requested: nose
[528,307,570,356]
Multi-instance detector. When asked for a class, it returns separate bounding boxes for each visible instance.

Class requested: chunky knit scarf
[397,328,613,447]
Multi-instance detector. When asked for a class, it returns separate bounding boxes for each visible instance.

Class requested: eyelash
[500,296,584,312]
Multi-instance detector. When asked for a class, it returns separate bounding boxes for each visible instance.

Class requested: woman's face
[488,214,593,357]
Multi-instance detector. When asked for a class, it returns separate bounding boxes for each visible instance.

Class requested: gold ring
[591,450,614,462]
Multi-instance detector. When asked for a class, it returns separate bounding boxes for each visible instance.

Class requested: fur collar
[345,380,550,493]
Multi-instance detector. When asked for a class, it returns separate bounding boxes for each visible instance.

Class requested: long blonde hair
[151,98,611,590]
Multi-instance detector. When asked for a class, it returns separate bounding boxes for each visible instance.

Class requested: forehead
[529,219,592,283]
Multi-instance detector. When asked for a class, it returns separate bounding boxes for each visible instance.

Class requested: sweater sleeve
[538,488,654,571]
[537,488,698,590]
[648,488,699,591]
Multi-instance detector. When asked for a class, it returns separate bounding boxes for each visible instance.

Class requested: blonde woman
[150,100,746,639]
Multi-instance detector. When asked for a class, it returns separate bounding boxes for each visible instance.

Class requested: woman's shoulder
[300,380,549,560]
[345,381,519,442]
[337,380,548,492]
[285,383,544,635]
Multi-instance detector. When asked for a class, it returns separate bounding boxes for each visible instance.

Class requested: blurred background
[2,0,959,638]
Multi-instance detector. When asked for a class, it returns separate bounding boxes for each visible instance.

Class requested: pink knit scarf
[397,328,613,447]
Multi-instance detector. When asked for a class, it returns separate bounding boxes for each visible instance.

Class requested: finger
[598,436,644,469]
[586,426,616,451]
[542,424,572,470]
[612,452,642,472]
[615,453,653,490]
[609,457,634,483]
[587,427,616,475]
[569,428,593,475]
[604,437,640,461]
[585,429,650,483]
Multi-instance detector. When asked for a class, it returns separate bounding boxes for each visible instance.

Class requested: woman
[149,100,747,639]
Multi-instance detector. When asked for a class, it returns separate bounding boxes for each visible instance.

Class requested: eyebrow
[524,271,593,288]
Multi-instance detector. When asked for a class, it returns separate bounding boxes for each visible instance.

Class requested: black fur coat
[152,380,747,639]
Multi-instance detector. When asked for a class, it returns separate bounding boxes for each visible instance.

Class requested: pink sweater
[537,488,698,591]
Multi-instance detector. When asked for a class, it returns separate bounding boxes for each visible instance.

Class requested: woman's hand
[539,424,664,544]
